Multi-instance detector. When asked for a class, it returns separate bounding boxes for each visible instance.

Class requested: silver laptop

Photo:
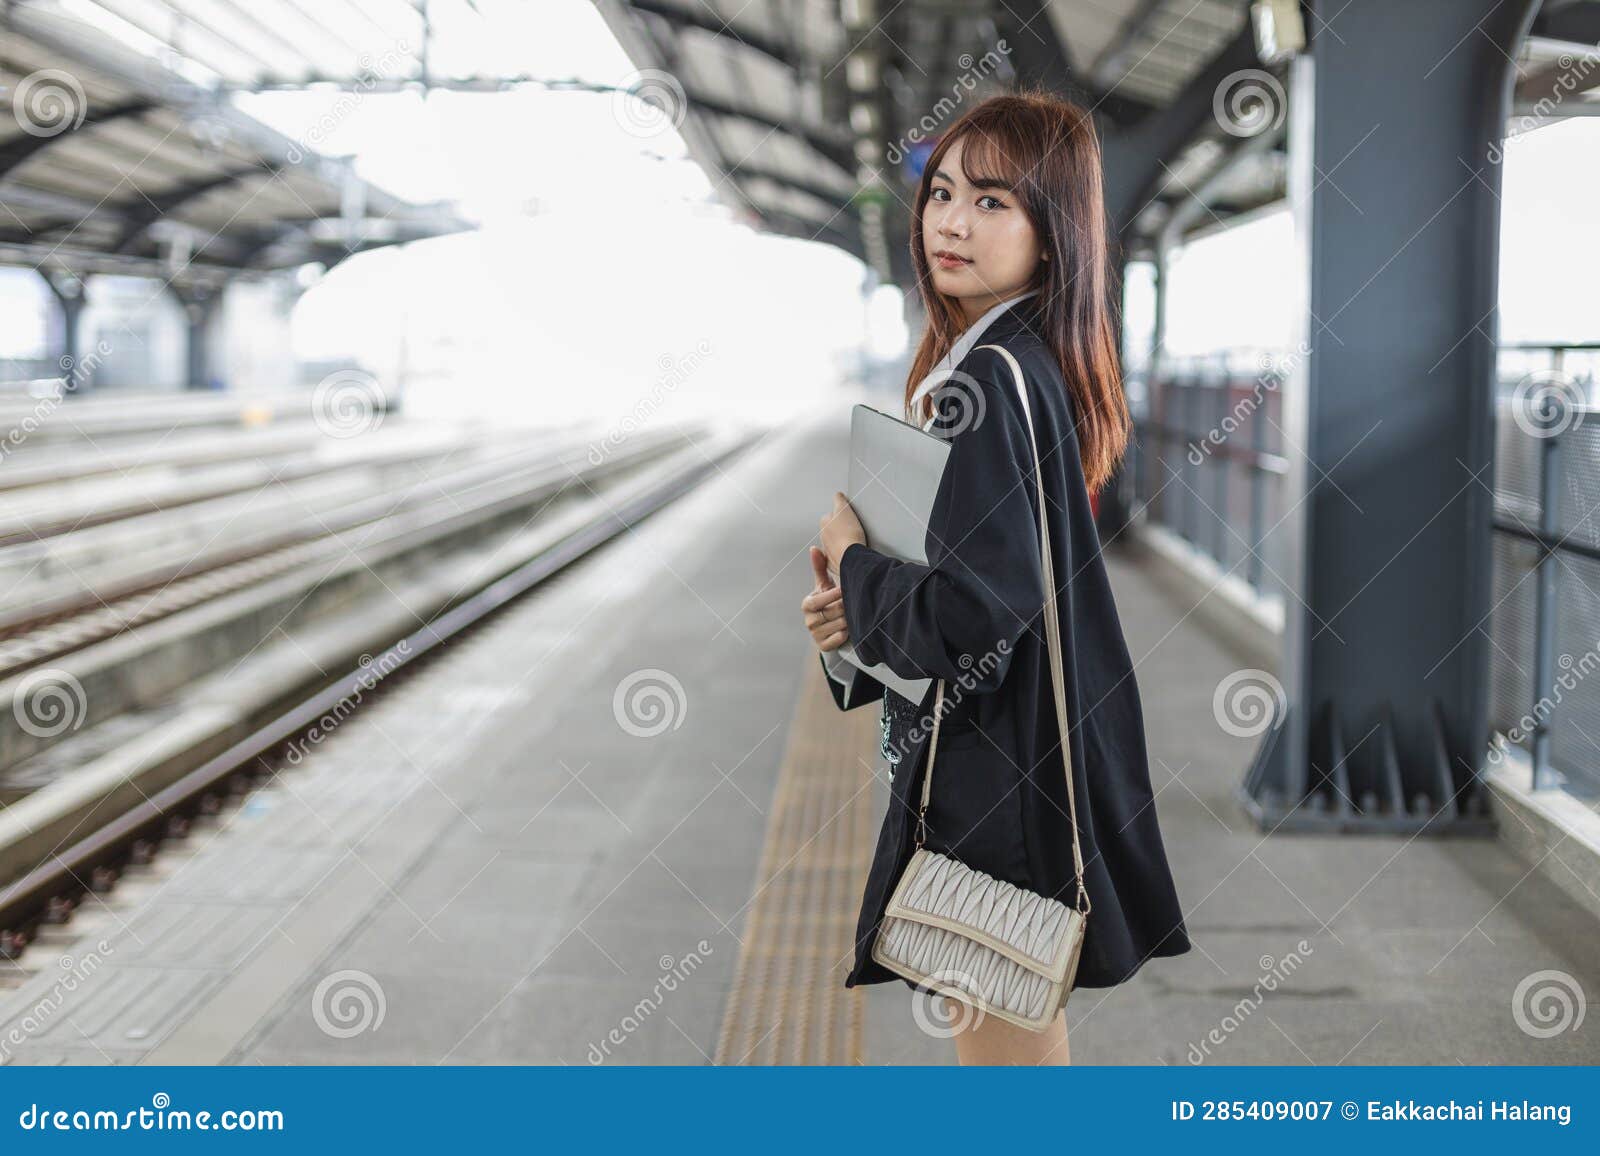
[829,404,952,705]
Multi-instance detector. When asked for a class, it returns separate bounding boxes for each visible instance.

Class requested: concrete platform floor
[0,404,1596,1065]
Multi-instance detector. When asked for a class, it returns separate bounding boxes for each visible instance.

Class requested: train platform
[0,404,1596,1066]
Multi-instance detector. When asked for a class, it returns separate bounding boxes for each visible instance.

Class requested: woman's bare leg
[945,997,1071,1065]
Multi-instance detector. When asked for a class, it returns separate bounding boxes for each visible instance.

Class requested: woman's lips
[934,252,971,269]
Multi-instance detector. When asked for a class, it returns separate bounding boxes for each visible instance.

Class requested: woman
[800,90,1190,1065]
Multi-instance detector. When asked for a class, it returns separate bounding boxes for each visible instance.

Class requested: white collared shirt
[906,289,1040,430]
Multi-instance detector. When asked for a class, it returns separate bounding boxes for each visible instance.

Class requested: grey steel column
[41,271,86,391]
[1239,0,1540,833]
[169,284,223,391]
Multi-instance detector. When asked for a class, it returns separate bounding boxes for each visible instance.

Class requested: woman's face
[921,134,1042,323]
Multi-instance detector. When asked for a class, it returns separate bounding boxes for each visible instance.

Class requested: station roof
[10,0,1594,295]
[0,1,471,289]
[593,0,1272,283]
[596,0,1600,284]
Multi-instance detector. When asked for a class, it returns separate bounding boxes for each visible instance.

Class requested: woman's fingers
[801,585,843,613]
[802,568,847,653]
[805,595,845,627]
[809,609,847,643]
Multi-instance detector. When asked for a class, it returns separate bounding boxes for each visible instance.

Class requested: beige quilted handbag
[870,342,1090,1033]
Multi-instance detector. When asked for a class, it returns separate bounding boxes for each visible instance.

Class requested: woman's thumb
[809,546,833,589]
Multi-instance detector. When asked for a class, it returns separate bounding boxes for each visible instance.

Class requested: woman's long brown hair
[904,87,1128,495]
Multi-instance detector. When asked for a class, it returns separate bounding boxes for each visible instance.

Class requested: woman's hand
[818,491,866,573]
[803,546,848,653]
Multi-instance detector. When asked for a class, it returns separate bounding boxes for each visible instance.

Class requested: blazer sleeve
[817,649,886,711]
[837,346,1046,694]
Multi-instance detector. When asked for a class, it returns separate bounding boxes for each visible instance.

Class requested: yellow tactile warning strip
[713,653,882,1065]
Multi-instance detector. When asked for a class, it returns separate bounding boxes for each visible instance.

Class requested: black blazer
[823,294,1191,990]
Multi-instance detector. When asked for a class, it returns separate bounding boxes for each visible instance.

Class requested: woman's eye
[978,195,1004,210]
[930,186,949,201]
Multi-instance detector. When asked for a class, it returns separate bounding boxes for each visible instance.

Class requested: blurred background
[0,0,1596,1067]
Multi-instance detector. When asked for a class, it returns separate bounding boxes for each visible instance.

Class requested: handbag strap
[913,343,1089,917]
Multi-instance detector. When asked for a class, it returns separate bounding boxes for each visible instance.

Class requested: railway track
[0,426,756,960]
[0,425,689,678]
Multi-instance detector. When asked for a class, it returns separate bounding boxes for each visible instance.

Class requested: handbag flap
[883,848,1083,985]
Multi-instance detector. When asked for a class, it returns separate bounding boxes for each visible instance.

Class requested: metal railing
[1126,351,1292,603]
[1126,343,1600,799]
[1490,342,1600,797]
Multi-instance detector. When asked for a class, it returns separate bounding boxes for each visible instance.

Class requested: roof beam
[998,0,1157,129]
[73,0,282,85]
[0,98,154,182]
[624,0,797,69]
[687,90,857,173]
[734,163,856,212]
[276,0,376,74]
[113,165,278,253]
[1089,0,1170,89]
[1100,17,1264,234]
[206,0,323,82]
[229,222,306,267]
[222,74,607,93]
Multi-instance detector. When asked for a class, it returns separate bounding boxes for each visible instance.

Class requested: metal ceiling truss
[732,161,854,212]
[0,0,467,288]
[0,97,154,181]
[112,165,280,253]
[626,0,798,69]
[687,90,857,173]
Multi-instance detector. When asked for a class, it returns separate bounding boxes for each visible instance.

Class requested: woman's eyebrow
[930,167,1012,193]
